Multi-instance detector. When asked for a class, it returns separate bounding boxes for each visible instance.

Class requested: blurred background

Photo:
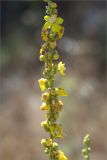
[0,0,107,160]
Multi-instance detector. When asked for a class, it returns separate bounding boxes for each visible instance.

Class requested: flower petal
[49,15,57,23]
[55,88,68,96]
[52,23,61,32]
[43,22,51,29]
[38,78,47,91]
[44,15,50,21]
[56,17,64,24]
[58,61,66,75]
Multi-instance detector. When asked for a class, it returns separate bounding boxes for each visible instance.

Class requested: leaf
[56,17,64,24]
[52,23,61,32]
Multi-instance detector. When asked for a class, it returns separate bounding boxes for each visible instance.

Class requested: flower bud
[83,134,90,145]
[42,92,50,101]
[41,28,49,41]
[46,138,53,147]
[49,41,57,48]
[53,142,59,150]
[40,49,43,55]
[41,120,47,127]
[44,148,49,154]
[53,9,57,14]
[82,149,87,154]
[58,61,66,75]
[42,43,47,51]
[54,100,63,112]
[82,134,91,160]
[40,102,49,110]
[88,147,91,152]
[84,155,89,160]
[41,138,53,147]
[39,55,44,61]
[51,2,57,8]
[41,120,49,131]
[41,139,47,145]
[58,27,64,39]
[53,51,59,60]
[48,54,52,60]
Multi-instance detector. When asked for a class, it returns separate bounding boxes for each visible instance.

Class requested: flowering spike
[38,0,68,159]
[82,134,91,160]
[38,0,91,159]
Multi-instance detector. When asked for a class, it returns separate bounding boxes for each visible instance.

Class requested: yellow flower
[38,78,47,91]
[58,27,64,39]
[41,120,50,132]
[49,41,57,48]
[50,124,63,138]
[46,138,53,147]
[43,15,64,33]
[40,102,49,110]
[58,61,66,75]
[58,150,68,160]
[41,28,49,41]
[41,138,53,147]
[55,88,68,96]
[54,100,63,112]
[42,92,50,101]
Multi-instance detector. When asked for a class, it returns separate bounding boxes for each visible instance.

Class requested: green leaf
[56,17,64,24]
[43,22,51,29]
[52,23,61,32]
